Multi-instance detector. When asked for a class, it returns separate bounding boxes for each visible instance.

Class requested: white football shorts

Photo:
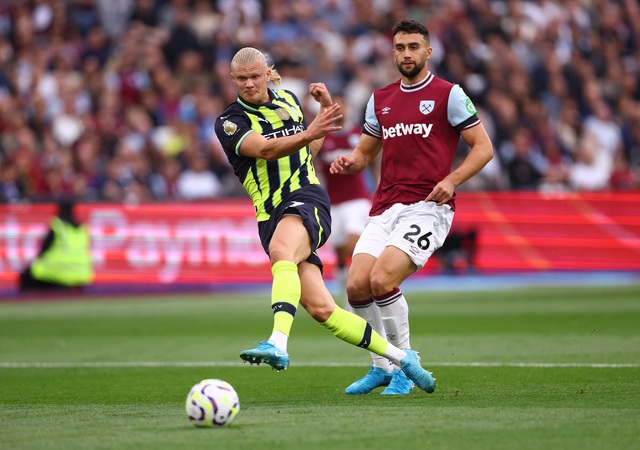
[353,200,454,269]
[329,198,372,247]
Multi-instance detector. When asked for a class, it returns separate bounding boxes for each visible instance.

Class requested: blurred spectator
[581,100,623,174]
[620,99,640,169]
[189,0,221,52]
[79,26,111,68]
[96,0,134,39]
[314,92,373,303]
[262,1,299,48]
[176,150,223,200]
[0,0,637,206]
[121,104,155,154]
[501,126,547,190]
[567,134,610,191]
[129,0,159,28]
[162,6,200,68]
[104,36,151,108]
[609,148,640,191]
[150,156,181,198]
[0,161,23,202]
[73,134,103,201]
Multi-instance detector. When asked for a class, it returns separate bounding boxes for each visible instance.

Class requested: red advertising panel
[0,200,276,288]
[453,191,640,272]
[2,191,639,293]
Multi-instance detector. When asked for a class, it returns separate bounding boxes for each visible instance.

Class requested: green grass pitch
[1,284,639,450]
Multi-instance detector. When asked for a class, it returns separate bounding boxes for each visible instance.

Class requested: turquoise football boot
[345,365,394,395]
[400,349,435,393]
[240,340,290,371]
[380,369,414,395]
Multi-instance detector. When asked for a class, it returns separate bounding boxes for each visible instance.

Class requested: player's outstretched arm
[239,103,342,161]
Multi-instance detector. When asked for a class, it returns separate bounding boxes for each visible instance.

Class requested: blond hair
[231,47,282,86]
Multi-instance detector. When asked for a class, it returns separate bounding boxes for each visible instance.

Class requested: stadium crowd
[0,0,639,204]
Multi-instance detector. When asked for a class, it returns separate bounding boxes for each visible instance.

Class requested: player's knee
[346,277,370,303]
[269,242,301,265]
[369,273,395,298]
[268,244,287,264]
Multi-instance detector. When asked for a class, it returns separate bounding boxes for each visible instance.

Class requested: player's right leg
[240,216,311,371]
[238,256,297,371]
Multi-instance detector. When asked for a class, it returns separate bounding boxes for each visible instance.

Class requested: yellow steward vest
[30,217,94,286]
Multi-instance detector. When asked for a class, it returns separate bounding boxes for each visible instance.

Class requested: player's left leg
[299,261,400,358]
[298,261,435,394]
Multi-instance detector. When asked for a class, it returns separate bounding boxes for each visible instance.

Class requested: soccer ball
[185,379,240,427]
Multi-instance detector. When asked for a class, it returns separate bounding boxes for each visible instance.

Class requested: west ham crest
[419,100,435,115]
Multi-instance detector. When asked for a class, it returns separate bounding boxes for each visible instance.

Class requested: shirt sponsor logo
[263,124,305,140]
[381,123,433,139]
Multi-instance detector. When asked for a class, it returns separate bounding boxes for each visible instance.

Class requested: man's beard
[398,60,424,79]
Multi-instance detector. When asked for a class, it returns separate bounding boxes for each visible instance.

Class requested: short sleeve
[361,94,381,138]
[447,85,480,131]
[214,108,254,156]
